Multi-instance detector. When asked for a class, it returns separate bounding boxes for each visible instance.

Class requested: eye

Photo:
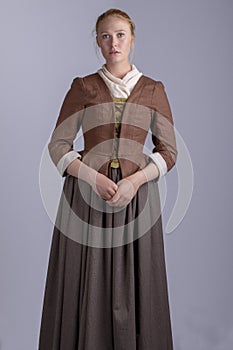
[102,34,110,39]
[117,32,125,38]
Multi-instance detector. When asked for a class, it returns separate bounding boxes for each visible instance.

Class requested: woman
[38,8,177,350]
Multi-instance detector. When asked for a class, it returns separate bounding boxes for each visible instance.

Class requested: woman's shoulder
[140,74,165,89]
[72,73,105,98]
[72,72,100,86]
[139,74,172,116]
[71,72,110,103]
[66,73,100,100]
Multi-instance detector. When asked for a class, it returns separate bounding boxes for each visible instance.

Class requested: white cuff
[148,152,167,178]
[57,150,82,176]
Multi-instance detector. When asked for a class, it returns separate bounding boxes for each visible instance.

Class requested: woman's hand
[67,159,118,201]
[106,163,159,208]
[67,159,159,204]
[94,172,118,201]
[106,169,148,207]
[106,177,138,207]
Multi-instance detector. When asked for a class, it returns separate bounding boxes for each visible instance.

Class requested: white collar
[97,64,142,98]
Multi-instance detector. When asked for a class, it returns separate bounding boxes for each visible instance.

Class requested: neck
[105,62,132,79]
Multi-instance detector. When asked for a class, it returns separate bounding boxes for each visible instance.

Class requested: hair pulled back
[95,8,135,37]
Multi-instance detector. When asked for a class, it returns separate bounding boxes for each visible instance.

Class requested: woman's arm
[148,81,178,177]
[48,78,86,176]
[49,77,118,201]
[67,159,118,201]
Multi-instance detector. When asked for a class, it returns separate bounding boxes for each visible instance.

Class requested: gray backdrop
[1,0,233,349]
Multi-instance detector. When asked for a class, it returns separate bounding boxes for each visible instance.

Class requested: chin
[107,56,125,64]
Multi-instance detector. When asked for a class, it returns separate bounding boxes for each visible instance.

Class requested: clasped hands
[94,172,140,208]
[66,159,158,208]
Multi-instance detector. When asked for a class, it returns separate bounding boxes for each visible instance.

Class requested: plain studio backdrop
[1,0,233,349]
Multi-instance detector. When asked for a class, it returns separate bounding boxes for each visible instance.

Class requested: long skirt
[38,167,173,350]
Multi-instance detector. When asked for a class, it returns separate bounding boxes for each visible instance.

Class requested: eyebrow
[100,29,127,34]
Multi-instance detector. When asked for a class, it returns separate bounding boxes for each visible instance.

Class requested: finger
[107,198,128,208]
[102,192,113,201]
[108,187,117,197]
[113,182,118,189]
[107,192,120,203]
[106,192,120,205]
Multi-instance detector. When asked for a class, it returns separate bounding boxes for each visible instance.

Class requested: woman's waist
[79,149,148,160]
[79,150,149,177]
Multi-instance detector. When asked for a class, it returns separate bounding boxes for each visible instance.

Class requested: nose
[111,35,118,48]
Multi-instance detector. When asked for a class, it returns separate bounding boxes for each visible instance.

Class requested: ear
[96,36,100,47]
[131,35,135,46]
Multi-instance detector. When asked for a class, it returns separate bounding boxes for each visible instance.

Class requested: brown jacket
[48,73,177,178]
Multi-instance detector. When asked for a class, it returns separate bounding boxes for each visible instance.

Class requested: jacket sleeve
[149,81,178,178]
[48,78,85,176]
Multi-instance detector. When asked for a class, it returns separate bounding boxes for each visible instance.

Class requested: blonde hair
[95,8,135,37]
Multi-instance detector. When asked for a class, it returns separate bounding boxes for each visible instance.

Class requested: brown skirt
[38,167,173,350]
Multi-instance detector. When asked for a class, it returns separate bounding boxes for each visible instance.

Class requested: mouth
[110,50,120,54]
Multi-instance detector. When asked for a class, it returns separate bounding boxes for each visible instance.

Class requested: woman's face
[97,15,134,67]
